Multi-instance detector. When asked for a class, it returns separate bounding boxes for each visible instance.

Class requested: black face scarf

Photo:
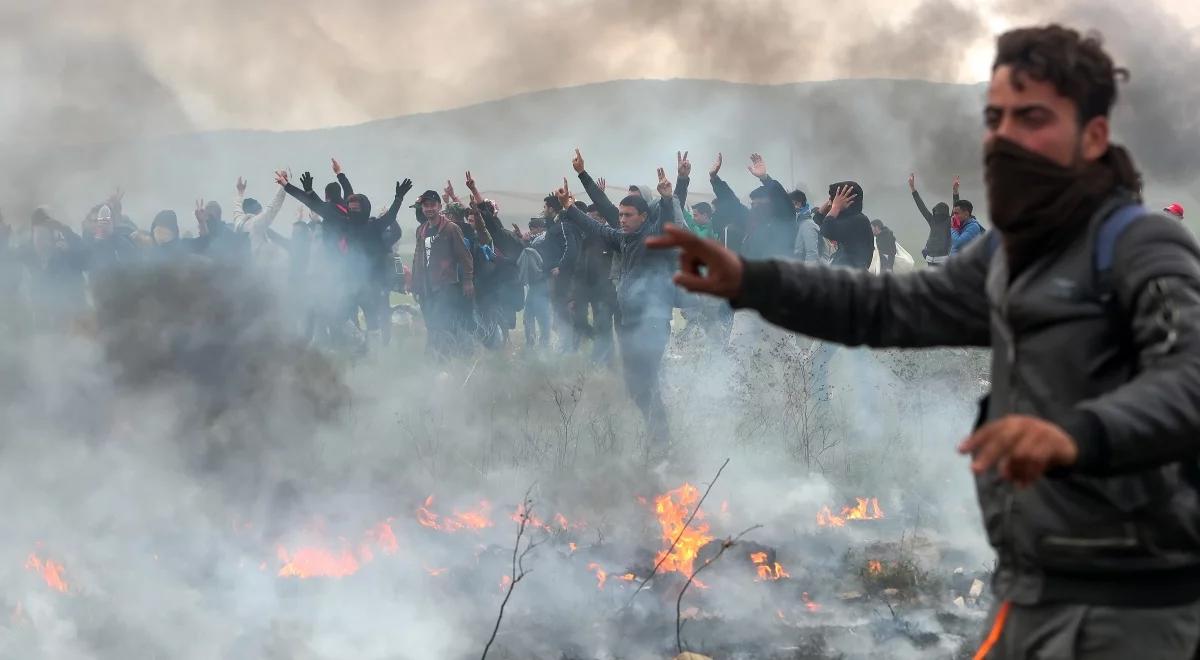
[984,136,1141,276]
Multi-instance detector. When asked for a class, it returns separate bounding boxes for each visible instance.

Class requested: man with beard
[909,173,953,266]
[411,190,474,359]
[649,25,1200,658]
[559,170,677,452]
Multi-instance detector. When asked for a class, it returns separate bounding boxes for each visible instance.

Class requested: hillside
[12,78,1194,252]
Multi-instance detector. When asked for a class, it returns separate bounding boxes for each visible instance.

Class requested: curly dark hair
[993,25,1130,122]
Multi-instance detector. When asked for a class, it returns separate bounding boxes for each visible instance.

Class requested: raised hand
[596,177,607,191]
[511,223,525,240]
[555,177,574,210]
[444,180,459,203]
[828,185,857,217]
[300,171,314,193]
[236,176,247,195]
[274,170,289,186]
[331,158,342,175]
[952,175,960,193]
[657,167,673,198]
[709,152,723,178]
[748,153,767,179]
[465,170,478,193]
[397,178,413,200]
[572,148,585,174]
[908,173,916,192]
[677,151,692,178]
[194,199,208,224]
[645,225,744,300]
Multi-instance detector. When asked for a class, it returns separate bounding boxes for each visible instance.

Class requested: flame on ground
[651,483,713,578]
[499,575,512,591]
[868,560,883,575]
[802,592,821,612]
[587,563,608,590]
[418,496,493,533]
[816,498,885,527]
[25,553,69,593]
[750,551,791,581]
[276,520,400,579]
[425,567,448,577]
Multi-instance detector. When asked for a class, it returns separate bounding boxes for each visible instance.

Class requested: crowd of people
[0,147,992,449]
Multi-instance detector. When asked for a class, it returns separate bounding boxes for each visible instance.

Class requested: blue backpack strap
[1094,204,1147,274]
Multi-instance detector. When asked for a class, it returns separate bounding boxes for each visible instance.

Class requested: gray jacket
[794,215,822,263]
[735,193,1200,607]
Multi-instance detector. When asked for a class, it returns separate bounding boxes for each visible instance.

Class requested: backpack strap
[1094,204,1147,275]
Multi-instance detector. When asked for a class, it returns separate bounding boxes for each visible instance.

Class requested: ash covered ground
[2,262,994,659]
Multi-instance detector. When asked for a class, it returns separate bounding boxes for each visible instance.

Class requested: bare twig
[624,458,730,609]
[481,486,543,660]
[676,524,762,654]
[462,358,480,389]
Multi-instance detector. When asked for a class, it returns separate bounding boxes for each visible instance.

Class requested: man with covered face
[650,25,1200,658]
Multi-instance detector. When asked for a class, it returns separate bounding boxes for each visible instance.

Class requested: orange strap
[973,600,1012,660]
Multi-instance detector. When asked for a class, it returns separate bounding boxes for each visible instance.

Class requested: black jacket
[815,182,873,270]
[912,190,952,258]
[734,193,1200,607]
[563,197,677,325]
[709,174,796,259]
[536,217,579,274]
[875,227,897,257]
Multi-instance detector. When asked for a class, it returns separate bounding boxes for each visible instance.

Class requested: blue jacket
[951,218,984,254]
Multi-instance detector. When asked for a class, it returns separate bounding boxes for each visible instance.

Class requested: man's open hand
[646,224,744,299]
[958,415,1080,487]
[748,153,767,179]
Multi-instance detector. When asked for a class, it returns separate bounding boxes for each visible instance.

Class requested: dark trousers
[618,318,671,448]
[523,282,551,347]
[580,279,617,365]
[550,273,576,351]
[879,253,895,272]
[422,285,466,359]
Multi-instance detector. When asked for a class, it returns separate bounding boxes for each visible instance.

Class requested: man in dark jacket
[560,170,677,451]
[539,195,580,352]
[23,210,87,331]
[86,202,140,276]
[708,153,795,259]
[872,220,898,272]
[650,25,1200,659]
[813,181,873,270]
[909,173,953,266]
[412,190,474,359]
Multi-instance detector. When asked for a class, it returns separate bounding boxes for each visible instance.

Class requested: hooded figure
[911,189,953,262]
[814,181,874,271]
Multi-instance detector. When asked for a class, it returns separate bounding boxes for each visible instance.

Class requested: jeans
[618,318,671,449]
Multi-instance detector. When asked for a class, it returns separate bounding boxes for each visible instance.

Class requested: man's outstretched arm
[647,224,992,348]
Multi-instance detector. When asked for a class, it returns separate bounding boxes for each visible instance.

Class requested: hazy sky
[1,0,1198,138]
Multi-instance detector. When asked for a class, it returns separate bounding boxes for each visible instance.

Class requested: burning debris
[416,496,494,533]
[24,552,69,593]
[816,497,885,528]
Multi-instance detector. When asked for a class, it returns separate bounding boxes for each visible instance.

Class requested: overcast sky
[1,0,1198,137]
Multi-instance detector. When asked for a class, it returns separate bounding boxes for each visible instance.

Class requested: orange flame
[587,562,608,590]
[425,567,448,577]
[25,553,68,593]
[816,498,884,527]
[568,542,577,553]
[749,551,790,581]
[802,592,821,612]
[868,560,883,575]
[620,572,637,582]
[652,483,713,578]
[499,575,512,591]
[276,519,400,579]
[418,496,493,533]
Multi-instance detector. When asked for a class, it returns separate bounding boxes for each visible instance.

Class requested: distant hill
[10,78,1194,252]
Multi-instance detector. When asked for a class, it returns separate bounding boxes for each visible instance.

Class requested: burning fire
[750,551,791,581]
[499,575,512,591]
[652,483,713,577]
[868,560,883,575]
[816,498,884,527]
[802,592,821,612]
[25,553,68,593]
[513,505,584,533]
[587,563,608,590]
[276,520,400,579]
[418,496,493,533]
[425,567,448,577]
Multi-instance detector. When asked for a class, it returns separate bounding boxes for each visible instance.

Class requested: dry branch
[675,524,762,654]
[481,486,543,660]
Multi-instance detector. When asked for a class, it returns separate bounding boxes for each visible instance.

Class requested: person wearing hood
[232,175,289,283]
[412,189,474,359]
[146,209,195,262]
[707,153,796,260]
[813,181,874,270]
[909,173,953,266]
[650,25,1200,658]
[192,198,250,265]
[871,220,898,272]
[559,169,678,451]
